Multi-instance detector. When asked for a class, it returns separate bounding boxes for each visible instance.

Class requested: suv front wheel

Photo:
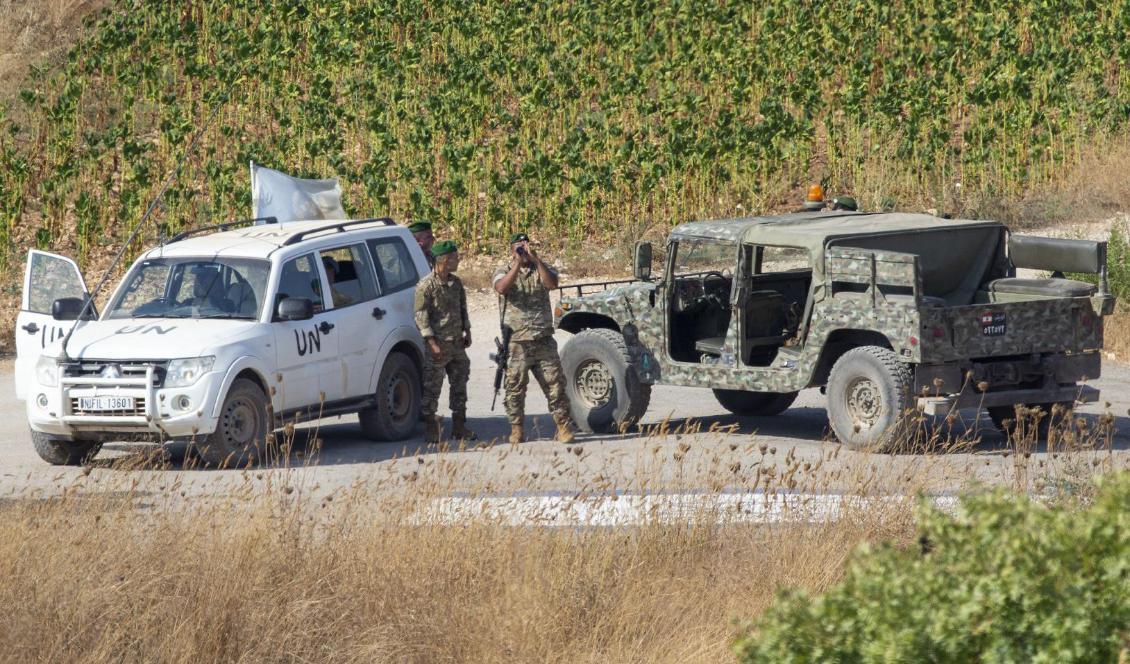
[196,378,270,467]
[560,329,651,433]
[826,346,914,451]
[31,430,101,466]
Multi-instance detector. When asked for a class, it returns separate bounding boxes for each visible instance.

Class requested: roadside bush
[733,475,1130,663]
[1070,221,1130,299]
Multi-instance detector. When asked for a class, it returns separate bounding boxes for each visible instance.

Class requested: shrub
[733,476,1130,663]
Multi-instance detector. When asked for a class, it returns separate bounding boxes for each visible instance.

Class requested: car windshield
[673,239,734,276]
[106,257,271,320]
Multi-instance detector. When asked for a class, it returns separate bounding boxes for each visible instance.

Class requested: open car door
[14,250,90,400]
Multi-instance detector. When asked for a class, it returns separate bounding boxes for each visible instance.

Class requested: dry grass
[0,404,1124,663]
[1104,307,1130,364]
[0,469,915,663]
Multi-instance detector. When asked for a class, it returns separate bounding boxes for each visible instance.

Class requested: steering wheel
[696,271,729,308]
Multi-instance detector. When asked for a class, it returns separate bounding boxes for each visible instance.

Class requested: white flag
[250,162,346,223]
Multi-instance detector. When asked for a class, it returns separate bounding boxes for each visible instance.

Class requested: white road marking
[424,492,960,527]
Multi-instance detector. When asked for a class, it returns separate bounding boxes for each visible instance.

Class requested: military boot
[508,424,524,445]
[451,411,478,441]
[423,416,441,444]
[554,414,575,444]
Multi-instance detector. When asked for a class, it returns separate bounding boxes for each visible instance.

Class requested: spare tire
[560,329,651,433]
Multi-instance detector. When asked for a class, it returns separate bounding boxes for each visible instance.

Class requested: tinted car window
[367,238,419,294]
[320,244,380,307]
[275,254,324,317]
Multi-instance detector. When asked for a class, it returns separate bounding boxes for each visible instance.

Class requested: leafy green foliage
[3,0,1130,271]
[733,477,1130,662]
[1071,222,1130,299]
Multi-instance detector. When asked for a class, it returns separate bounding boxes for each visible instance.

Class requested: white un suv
[15,217,427,466]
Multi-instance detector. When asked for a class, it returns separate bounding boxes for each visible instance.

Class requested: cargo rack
[165,216,278,243]
[281,217,396,246]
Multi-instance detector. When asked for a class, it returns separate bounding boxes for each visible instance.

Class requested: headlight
[35,356,59,387]
[165,356,215,388]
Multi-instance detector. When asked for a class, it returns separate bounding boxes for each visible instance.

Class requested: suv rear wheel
[713,390,798,416]
[31,430,101,466]
[826,346,914,451]
[196,378,270,467]
[560,329,651,433]
[360,352,421,441]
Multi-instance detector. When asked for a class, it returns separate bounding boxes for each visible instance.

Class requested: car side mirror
[52,297,93,321]
[634,242,653,281]
[277,297,314,321]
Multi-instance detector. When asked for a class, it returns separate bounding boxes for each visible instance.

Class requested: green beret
[431,239,458,257]
[510,232,530,244]
[407,221,432,233]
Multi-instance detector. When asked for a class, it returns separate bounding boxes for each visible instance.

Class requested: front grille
[70,397,148,417]
[62,360,167,386]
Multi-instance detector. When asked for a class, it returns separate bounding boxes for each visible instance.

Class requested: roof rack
[281,217,396,246]
[166,216,278,243]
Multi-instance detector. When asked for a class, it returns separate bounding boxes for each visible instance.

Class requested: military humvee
[554,211,1113,449]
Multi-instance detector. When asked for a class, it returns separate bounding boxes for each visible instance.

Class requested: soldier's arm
[493,261,520,295]
[459,281,471,333]
[533,255,558,290]
[413,283,434,339]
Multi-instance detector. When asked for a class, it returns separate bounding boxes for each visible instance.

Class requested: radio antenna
[59,77,244,362]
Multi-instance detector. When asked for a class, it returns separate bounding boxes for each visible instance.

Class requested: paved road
[2,292,1128,506]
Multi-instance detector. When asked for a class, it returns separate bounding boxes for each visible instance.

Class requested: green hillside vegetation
[2,0,1130,278]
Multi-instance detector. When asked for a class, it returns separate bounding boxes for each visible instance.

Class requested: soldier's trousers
[504,336,571,426]
[422,339,470,417]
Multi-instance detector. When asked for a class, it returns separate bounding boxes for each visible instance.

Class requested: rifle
[490,324,513,411]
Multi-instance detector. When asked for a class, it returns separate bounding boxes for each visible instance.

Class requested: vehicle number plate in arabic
[79,396,135,411]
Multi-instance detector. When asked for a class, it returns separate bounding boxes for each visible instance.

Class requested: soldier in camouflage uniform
[492,232,576,444]
[408,221,436,270]
[414,240,477,443]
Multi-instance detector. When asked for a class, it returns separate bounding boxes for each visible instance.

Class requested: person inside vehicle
[321,256,353,307]
[183,265,231,311]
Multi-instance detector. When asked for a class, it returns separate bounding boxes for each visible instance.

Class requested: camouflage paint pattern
[493,263,556,341]
[421,338,470,417]
[556,228,1113,399]
[503,336,571,426]
[414,271,470,342]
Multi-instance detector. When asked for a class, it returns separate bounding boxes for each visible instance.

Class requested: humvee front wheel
[713,390,798,416]
[31,430,101,466]
[561,329,651,433]
[827,346,914,451]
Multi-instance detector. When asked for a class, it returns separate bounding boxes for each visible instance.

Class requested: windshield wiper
[198,314,255,320]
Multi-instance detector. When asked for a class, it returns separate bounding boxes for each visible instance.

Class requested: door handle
[318,321,335,334]
[22,322,39,334]
[371,307,386,320]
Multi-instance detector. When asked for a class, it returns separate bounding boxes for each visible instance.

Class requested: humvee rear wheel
[988,398,1074,442]
[31,430,101,466]
[713,390,798,416]
[360,352,421,442]
[561,329,651,434]
[196,378,269,467]
[827,346,914,451]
